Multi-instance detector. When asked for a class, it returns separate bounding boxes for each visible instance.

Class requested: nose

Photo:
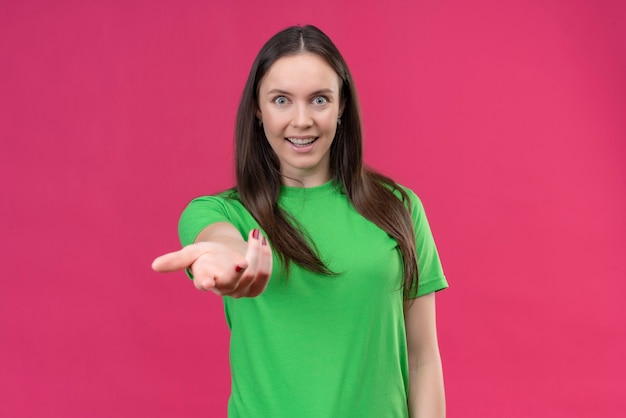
[291,104,313,128]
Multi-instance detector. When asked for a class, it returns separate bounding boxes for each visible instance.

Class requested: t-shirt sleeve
[178,195,234,247]
[404,189,448,298]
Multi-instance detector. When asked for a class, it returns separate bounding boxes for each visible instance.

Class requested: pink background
[1,0,625,416]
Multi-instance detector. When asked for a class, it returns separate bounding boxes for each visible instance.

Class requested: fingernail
[235,265,243,273]
[252,228,260,239]
[261,236,267,246]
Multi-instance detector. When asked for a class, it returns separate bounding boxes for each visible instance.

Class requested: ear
[338,100,346,119]
[256,108,262,120]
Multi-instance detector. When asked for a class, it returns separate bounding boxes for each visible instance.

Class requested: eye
[273,96,289,105]
[312,96,328,105]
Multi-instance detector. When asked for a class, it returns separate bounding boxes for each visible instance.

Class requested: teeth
[287,137,316,145]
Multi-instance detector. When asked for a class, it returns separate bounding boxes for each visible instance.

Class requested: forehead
[259,53,341,93]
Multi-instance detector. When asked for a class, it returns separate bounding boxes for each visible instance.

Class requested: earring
[337,118,342,126]
[258,119,263,127]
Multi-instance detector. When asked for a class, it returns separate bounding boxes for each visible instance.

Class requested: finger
[212,261,251,296]
[224,229,261,298]
[243,228,262,272]
[194,276,216,292]
[151,244,214,273]
[186,257,214,291]
[226,269,254,298]
[191,252,244,293]
[247,235,272,297]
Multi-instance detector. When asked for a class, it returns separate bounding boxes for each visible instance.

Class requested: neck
[280,171,332,188]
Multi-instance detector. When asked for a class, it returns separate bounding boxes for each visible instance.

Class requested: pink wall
[1,0,625,416]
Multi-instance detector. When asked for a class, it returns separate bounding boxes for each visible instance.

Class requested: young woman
[153,25,448,418]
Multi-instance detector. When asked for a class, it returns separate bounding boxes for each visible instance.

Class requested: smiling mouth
[286,137,317,147]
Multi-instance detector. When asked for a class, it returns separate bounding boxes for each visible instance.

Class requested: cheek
[323,115,339,135]
[262,112,288,133]
[262,119,284,146]
[263,122,283,140]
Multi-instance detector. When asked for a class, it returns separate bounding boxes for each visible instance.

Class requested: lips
[286,137,317,147]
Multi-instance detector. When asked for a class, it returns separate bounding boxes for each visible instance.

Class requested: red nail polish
[235,265,243,273]
[261,236,267,246]
[252,229,260,239]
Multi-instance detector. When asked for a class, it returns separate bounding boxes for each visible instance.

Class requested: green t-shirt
[179,181,448,418]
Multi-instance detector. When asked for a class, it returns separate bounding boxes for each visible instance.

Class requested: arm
[404,292,446,418]
[152,222,273,298]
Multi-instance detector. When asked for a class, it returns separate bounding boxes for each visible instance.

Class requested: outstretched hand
[152,229,272,298]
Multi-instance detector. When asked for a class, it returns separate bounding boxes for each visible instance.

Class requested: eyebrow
[266,88,336,96]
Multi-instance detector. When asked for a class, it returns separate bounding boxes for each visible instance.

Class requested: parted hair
[234,25,418,298]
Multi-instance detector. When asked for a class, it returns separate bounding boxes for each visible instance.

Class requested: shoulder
[387,183,425,215]
[393,184,420,202]
[181,188,250,227]
[184,188,242,211]
[178,188,253,246]
[365,170,425,215]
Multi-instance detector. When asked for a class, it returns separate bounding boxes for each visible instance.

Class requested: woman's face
[257,53,343,187]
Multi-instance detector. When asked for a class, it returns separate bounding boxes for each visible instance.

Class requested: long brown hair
[234,25,418,298]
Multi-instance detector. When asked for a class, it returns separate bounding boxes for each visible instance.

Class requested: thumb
[151,245,208,273]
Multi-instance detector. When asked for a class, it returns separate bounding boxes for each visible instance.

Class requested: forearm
[404,293,446,418]
[194,222,248,255]
[407,355,446,418]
